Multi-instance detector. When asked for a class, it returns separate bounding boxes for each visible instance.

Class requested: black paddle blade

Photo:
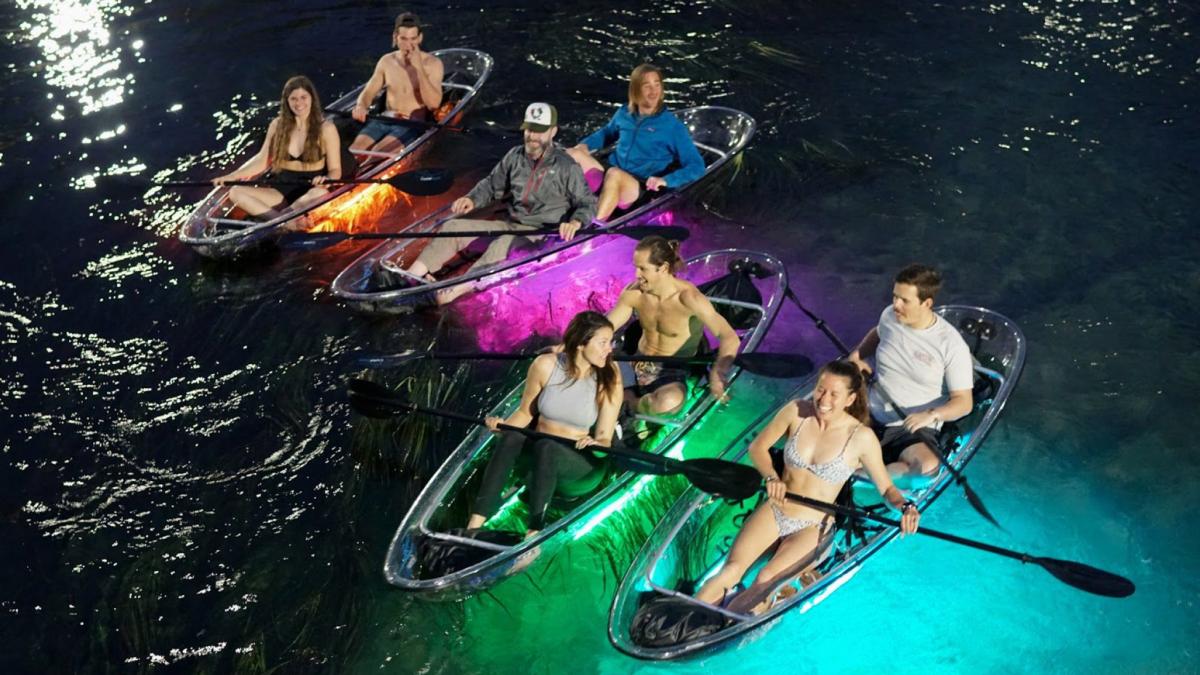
[346,378,409,418]
[390,168,453,196]
[958,476,1003,529]
[683,459,762,500]
[734,352,815,379]
[347,391,402,419]
[352,349,424,369]
[347,377,397,399]
[1034,557,1136,598]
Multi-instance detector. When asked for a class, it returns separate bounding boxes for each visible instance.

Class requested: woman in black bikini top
[213,75,342,226]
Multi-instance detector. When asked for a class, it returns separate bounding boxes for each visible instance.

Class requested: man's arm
[579,109,622,152]
[464,148,516,211]
[353,60,388,119]
[658,119,706,189]
[563,162,598,225]
[903,388,973,432]
[605,286,638,331]
[681,288,740,400]
[848,327,880,374]
[414,53,444,110]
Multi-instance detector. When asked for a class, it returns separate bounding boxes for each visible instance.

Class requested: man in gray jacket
[396,102,597,305]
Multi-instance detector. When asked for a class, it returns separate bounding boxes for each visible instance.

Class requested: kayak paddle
[783,491,1134,598]
[352,350,814,379]
[278,223,693,251]
[155,167,454,196]
[346,378,761,500]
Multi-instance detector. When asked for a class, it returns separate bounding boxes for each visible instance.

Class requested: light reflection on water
[0,0,1197,672]
[15,0,135,116]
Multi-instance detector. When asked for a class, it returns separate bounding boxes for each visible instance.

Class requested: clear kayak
[382,249,788,599]
[178,48,493,259]
[608,305,1026,660]
[330,106,757,313]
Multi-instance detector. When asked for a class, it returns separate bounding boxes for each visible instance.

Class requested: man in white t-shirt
[848,264,974,478]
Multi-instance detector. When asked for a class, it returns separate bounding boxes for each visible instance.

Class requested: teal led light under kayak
[608,306,1028,660]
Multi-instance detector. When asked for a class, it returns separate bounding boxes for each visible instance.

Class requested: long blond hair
[270,76,325,165]
[627,63,665,115]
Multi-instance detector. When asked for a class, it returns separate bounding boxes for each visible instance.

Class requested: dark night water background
[1,1,1197,673]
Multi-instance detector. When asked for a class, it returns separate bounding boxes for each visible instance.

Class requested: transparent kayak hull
[608,305,1027,660]
[382,249,787,599]
[178,48,494,259]
[330,106,757,313]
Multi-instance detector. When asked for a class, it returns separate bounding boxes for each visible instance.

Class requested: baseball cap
[520,102,557,132]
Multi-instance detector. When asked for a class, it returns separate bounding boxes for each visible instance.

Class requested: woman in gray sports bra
[468,311,624,536]
[695,360,921,612]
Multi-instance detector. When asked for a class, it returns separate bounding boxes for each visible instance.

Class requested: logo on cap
[521,103,557,132]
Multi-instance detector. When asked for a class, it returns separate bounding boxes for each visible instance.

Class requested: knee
[602,167,629,187]
[716,560,748,581]
[756,561,786,582]
[917,455,940,475]
[908,445,940,475]
[649,389,684,414]
[228,186,247,202]
[492,431,526,458]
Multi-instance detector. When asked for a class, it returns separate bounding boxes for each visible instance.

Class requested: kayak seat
[697,259,766,331]
[416,528,524,578]
[629,594,732,648]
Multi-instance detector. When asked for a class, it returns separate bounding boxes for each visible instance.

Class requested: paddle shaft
[787,492,1024,564]
[353,350,809,377]
[339,225,575,240]
[163,177,413,188]
[390,351,724,366]
[784,492,1133,597]
[325,107,466,133]
[868,377,976,493]
[784,287,853,355]
[349,388,678,468]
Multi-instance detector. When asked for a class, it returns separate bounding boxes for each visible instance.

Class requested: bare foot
[279,213,311,231]
[435,281,476,305]
[797,570,823,587]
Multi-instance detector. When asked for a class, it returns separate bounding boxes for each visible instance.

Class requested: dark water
[2,1,1197,673]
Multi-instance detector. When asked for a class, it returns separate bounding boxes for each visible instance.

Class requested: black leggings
[472,431,605,530]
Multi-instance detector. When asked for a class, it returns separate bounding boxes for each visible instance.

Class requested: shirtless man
[606,236,740,416]
[847,264,974,479]
[350,12,444,153]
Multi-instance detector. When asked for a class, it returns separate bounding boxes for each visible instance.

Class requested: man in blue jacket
[567,64,705,221]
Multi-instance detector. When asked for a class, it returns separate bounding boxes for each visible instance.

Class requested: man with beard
[350,12,444,153]
[393,102,596,305]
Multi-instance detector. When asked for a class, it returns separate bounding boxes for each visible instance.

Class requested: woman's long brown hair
[561,311,619,406]
[270,76,325,166]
